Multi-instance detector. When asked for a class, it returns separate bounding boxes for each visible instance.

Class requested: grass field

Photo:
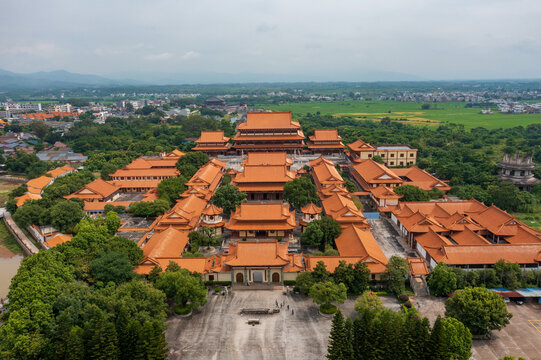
[0,181,21,206]
[513,211,541,231]
[0,221,23,254]
[265,101,541,130]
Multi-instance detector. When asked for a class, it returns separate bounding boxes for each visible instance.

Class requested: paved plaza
[167,290,541,360]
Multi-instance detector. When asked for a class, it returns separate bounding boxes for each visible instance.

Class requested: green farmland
[264,101,541,130]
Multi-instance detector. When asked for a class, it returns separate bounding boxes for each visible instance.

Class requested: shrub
[399,294,409,302]
[174,305,191,315]
[284,280,296,286]
[320,303,338,314]
[214,287,221,293]
[203,281,231,286]
[404,301,412,308]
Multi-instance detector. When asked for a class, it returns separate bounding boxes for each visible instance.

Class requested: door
[236,272,244,283]
[253,271,263,282]
[272,272,280,283]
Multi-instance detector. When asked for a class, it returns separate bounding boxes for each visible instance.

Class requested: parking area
[414,297,541,360]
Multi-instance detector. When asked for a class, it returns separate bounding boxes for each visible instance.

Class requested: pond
[0,254,22,299]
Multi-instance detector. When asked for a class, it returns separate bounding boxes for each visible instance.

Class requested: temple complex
[232,112,305,154]
[225,202,297,240]
[308,129,345,154]
[232,152,295,201]
[192,131,231,156]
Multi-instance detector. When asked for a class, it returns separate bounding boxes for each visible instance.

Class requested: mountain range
[0,68,425,91]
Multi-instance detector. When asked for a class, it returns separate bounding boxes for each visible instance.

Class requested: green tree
[301,220,324,247]
[308,281,347,308]
[394,185,431,201]
[385,255,409,295]
[105,210,121,235]
[445,287,512,336]
[176,152,209,171]
[211,184,246,216]
[294,271,315,295]
[327,310,347,360]
[155,269,208,310]
[427,262,457,296]
[50,200,85,233]
[31,121,50,140]
[91,252,134,284]
[128,199,170,217]
[441,317,472,360]
[319,217,342,249]
[283,176,319,209]
[494,260,521,289]
[157,175,187,205]
[372,155,384,164]
[312,261,331,283]
[100,163,117,180]
[66,326,85,360]
[354,291,385,313]
[333,261,370,296]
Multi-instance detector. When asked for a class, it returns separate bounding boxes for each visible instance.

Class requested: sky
[1,0,541,82]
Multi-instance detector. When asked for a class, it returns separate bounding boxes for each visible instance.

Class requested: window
[390,154,394,157]
[371,274,376,280]
[400,153,404,157]
[410,153,414,156]
[381,153,386,157]
[390,162,394,166]
[399,161,404,166]
[368,154,372,158]
[209,275,214,281]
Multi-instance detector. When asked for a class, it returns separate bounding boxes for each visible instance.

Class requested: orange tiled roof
[83,201,132,211]
[202,203,223,216]
[309,129,342,142]
[226,202,297,231]
[47,165,74,178]
[370,185,402,199]
[233,133,306,141]
[321,193,368,227]
[242,152,293,167]
[195,131,230,143]
[237,112,302,130]
[301,203,322,214]
[407,257,429,275]
[334,225,388,264]
[15,192,41,207]
[157,194,208,230]
[65,178,119,200]
[350,159,402,189]
[44,233,73,248]
[224,241,291,267]
[348,139,376,152]
[392,167,451,191]
[26,176,54,193]
[142,227,190,259]
[112,180,163,189]
[192,144,231,151]
[310,156,345,186]
[161,149,185,159]
[110,168,179,178]
[233,165,295,185]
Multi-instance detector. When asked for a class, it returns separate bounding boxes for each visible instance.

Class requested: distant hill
[0,69,132,91]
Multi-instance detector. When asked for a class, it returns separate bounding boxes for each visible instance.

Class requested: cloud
[256,24,277,33]
[181,51,200,60]
[0,43,60,56]
[145,52,173,61]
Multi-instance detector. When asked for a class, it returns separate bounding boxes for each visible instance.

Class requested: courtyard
[166,290,541,360]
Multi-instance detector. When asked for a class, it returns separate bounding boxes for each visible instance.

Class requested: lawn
[0,221,22,254]
[0,181,21,206]
[264,101,541,130]
[513,211,541,231]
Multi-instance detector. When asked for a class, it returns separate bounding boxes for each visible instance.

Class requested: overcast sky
[1,0,540,81]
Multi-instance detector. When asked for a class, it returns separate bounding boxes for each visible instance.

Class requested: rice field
[265,101,541,130]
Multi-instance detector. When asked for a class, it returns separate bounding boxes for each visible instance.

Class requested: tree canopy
[283,176,319,209]
[211,184,246,216]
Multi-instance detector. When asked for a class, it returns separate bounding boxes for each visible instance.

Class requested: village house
[192,131,231,156]
[233,112,306,154]
[348,139,417,167]
[15,165,74,207]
